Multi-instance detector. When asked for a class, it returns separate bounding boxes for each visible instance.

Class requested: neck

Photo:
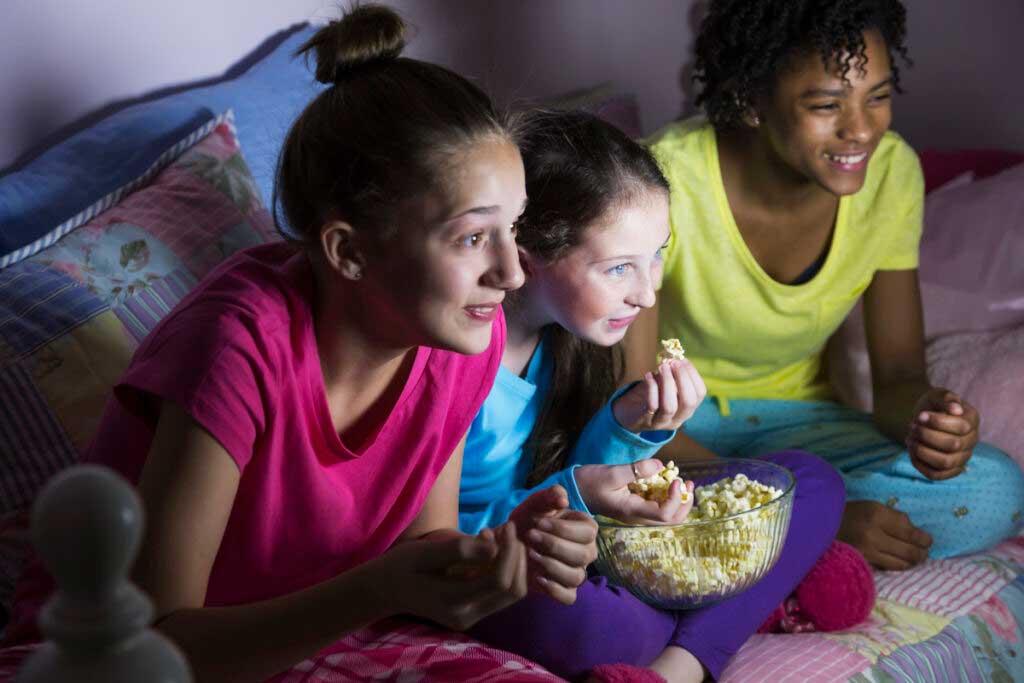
[502,283,550,376]
[717,126,833,211]
[311,268,412,396]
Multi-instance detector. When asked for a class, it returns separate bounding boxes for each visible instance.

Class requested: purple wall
[2,0,1021,170]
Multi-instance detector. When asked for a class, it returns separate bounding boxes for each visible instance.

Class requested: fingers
[527,549,587,603]
[840,501,932,571]
[638,362,671,428]
[911,423,971,452]
[915,411,974,437]
[525,515,598,569]
[908,439,970,474]
[446,523,528,628]
[510,486,569,533]
[909,456,965,481]
[642,371,659,418]
[617,479,694,525]
[644,360,707,431]
[871,537,928,571]
[672,362,698,422]
[606,459,664,490]
[681,360,707,402]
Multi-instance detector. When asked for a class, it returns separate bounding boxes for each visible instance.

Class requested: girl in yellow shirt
[631,0,1024,570]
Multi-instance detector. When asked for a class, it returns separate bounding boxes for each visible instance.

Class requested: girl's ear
[320,220,366,281]
[517,246,539,279]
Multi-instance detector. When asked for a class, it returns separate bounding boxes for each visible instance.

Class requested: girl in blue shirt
[459,110,852,683]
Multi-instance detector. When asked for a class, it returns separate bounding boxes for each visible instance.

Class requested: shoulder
[646,115,710,151]
[856,131,924,215]
[646,116,711,173]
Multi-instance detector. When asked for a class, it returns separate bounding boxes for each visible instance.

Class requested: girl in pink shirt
[6,5,597,681]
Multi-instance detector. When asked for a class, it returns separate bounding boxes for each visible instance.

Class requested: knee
[761,450,845,528]
[759,450,844,501]
[970,445,1024,495]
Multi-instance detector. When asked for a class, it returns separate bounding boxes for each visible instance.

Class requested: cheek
[556,278,619,328]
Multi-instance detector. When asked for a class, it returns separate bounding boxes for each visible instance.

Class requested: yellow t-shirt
[648,117,924,402]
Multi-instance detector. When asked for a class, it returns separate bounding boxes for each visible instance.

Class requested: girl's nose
[484,237,525,291]
[626,269,656,309]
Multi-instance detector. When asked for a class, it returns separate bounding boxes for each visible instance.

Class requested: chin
[435,328,493,356]
[582,326,628,348]
[816,172,867,197]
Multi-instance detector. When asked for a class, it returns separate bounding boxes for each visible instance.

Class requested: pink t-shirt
[6,242,503,641]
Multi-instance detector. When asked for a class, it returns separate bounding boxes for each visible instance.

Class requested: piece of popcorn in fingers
[656,338,686,364]
[628,461,691,503]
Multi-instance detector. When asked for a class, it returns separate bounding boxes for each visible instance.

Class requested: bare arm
[863,269,930,442]
[622,300,720,463]
[135,401,393,683]
[864,268,979,480]
[399,433,468,541]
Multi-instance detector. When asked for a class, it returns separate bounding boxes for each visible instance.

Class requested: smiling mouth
[464,303,500,321]
[823,151,868,165]
[608,313,638,328]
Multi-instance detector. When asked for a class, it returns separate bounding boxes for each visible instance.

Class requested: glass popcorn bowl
[595,459,794,610]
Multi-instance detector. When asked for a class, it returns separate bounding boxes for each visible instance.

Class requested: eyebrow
[444,197,528,223]
[800,75,894,99]
[590,236,671,264]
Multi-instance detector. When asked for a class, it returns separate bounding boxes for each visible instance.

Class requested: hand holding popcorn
[601,472,786,601]
[612,339,706,433]
[575,459,695,526]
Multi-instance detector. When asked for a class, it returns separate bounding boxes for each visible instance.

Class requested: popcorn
[628,461,690,504]
[603,473,785,600]
[656,338,686,364]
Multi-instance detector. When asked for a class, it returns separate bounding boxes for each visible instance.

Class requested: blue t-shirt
[459,335,675,533]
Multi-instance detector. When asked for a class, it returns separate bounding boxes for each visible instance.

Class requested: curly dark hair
[693,0,911,129]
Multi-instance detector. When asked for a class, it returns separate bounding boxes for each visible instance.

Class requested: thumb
[613,459,663,487]
[942,391,964,416]
[511,486,568,525]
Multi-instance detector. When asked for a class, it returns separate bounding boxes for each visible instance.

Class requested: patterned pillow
[0,111,277,618]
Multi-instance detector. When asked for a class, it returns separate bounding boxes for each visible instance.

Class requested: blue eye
[459,233,484,248]
[607,263,630,277]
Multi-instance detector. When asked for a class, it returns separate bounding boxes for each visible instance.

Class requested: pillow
[0,24,323,268]
[925,324,1024,467]
[919,161,1024,338]
[0,112,277,618]
[829,161,1024,417]
[918,148,1024,194]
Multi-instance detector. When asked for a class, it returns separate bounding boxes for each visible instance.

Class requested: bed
[1,23,1022,683]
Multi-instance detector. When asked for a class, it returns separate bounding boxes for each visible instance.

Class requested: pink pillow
[919,162,1024,338]
[829,161,1024,423]
[926,324,1024,466]
[918,149,1024,193]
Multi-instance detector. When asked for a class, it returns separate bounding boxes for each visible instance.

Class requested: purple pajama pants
[468,450,845,681]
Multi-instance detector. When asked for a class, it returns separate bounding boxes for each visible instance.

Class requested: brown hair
[274,4,514,244]
[513,110,669,486]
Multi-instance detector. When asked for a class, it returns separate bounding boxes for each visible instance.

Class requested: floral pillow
[0,111,277,619]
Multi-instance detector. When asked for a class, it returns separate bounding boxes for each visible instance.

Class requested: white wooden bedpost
[16,465,191,682]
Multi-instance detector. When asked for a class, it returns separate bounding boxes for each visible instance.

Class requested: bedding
[2,19,1023,682]
[0,111,276,622]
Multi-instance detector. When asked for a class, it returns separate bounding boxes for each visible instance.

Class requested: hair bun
[300,4,407,84]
